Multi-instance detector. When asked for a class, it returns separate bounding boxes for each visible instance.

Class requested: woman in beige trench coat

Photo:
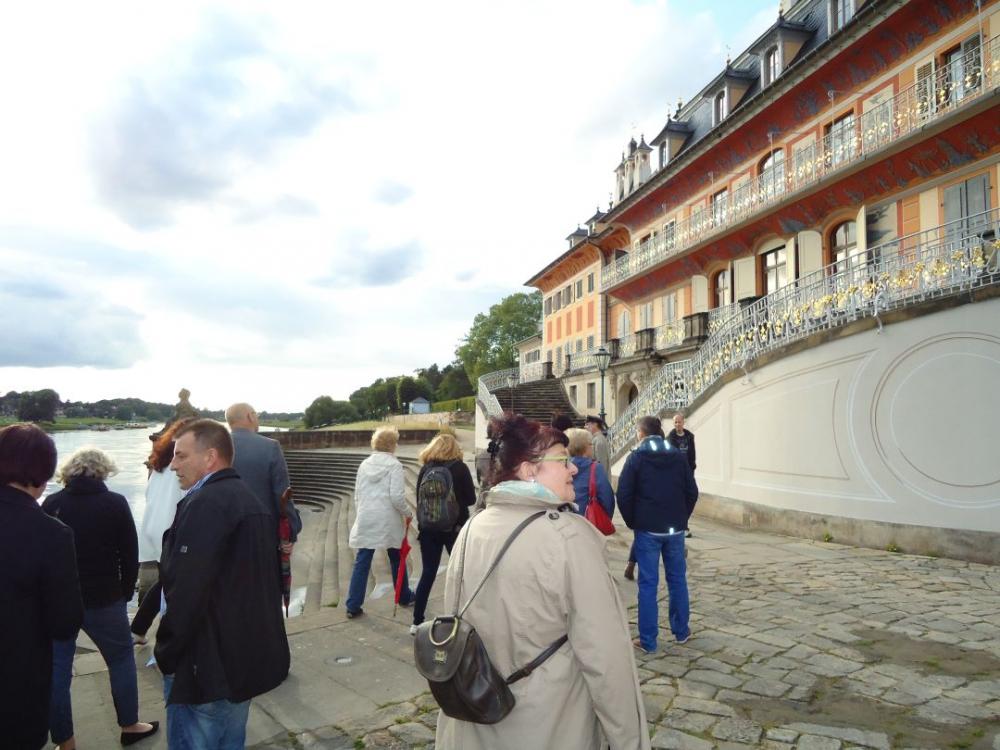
[435,413,650,750]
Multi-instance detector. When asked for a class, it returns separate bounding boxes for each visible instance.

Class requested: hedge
[431,396,475,413]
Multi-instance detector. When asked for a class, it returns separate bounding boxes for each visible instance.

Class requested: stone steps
[491,378,583,425]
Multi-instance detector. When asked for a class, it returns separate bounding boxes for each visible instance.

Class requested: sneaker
[346,609,364,619]
[685,530,693,539]
[409,624,418,636]
[677,633,691,645]
[624,561,636,581]
[632,637,656,655]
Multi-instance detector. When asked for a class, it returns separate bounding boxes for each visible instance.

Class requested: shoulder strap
[454,510,547,617]
[506,635,568,684]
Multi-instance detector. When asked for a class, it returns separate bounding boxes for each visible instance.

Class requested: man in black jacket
[0,423,83,750]
[155,419,289,749]
[617,416,698,655]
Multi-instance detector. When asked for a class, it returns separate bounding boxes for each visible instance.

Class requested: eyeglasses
[536,456,571,468]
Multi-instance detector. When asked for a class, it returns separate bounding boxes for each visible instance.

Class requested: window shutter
[915,59,936,118]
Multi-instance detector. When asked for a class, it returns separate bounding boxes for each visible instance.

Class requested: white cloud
[0,0,777,411]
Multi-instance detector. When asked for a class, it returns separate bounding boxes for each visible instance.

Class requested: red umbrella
[393,517,412,617]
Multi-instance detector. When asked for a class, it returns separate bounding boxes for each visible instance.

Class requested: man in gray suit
[226,403,302,552]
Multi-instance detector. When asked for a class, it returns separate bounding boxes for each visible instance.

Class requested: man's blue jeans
[163,674,250,750]
[50,599,138,743]
[345,547,413,614]
[635,530,690,651]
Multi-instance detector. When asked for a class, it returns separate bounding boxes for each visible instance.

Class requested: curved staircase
[489,378,582,425]
[283,450,422,616]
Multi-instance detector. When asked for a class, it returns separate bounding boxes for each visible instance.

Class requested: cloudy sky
[0,0,776,412]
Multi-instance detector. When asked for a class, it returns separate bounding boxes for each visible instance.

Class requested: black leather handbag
[413,511,568,724]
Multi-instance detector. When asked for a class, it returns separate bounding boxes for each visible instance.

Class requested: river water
[44,426,163,524]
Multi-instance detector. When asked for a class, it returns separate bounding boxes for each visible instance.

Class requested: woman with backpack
[411,433,476,634]
[432,413,649,750]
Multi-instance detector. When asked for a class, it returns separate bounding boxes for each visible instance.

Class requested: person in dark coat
[155,419,289,749]
[666,413,696,472]
[0,424,83,750]
[617,416,698,654]
[411,433,477,634]
[43,447,159,748]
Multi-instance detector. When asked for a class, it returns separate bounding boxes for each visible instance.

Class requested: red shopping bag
[584,462,615,536]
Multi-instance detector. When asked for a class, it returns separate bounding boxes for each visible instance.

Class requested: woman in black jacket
[42,448,158,748]
[0,424,83,750]
[411,433,476,634]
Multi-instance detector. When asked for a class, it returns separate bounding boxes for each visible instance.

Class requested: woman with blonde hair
[346,426,415,618]
[410,433,476,634]
[42,447,159,748]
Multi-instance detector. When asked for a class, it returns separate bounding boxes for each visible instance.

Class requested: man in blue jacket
[617,416,698,654]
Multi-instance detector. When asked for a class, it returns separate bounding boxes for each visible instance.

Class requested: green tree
[397,376,432,410]
[16,389,61,422]
[304,396,337,428]
[456,291,541,383]
[435,364,474,400]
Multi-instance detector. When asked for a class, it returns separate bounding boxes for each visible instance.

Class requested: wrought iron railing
[708,302,740,334]
[601,33,1000,291]
[607,211,1000,456]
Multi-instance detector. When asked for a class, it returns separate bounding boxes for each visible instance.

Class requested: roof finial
[675,97,683,117]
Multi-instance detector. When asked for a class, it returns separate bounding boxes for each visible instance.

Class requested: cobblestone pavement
[257,519,1000,750]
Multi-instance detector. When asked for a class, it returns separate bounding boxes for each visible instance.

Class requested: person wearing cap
[584,416,610,475]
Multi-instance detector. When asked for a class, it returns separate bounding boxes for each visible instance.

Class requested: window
[762,248,788,294]
[525,350,541,364]
[575,279,583,297]
[618,309,631,338]
[576,339,583,353]
[569,385,577,404]
[662,220,676,250]
[587,273,594,293]
[638,302,654,330]
[714,90,727,125]
[586,383,596,409]
[714,269,731,308]
[764,47,780,85]
[554,293,562,312]
[826,112,856,168]
[563,285,572,305]
[663,293,677,323]
[659,142,667,169]
[943,35,982,106]
[587,335,594,349]
[944,173,991,238]
[830,221,857,274]
[915,58,937,119]
[555,346,562,366]
[759,149,785,201]
[544,297,552,316]
[711,189,728,227]
[830,0,854,33]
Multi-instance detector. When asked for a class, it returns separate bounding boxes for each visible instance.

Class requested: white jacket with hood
[349,451,410,550]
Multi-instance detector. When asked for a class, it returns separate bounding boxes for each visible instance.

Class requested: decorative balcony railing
[601,33,1000,292]
[607,209,1000,456]
[520,361,546,383]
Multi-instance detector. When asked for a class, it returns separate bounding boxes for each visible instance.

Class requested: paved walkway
[68,514,1000,749]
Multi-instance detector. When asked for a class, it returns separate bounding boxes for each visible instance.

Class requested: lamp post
[595,346,611,425]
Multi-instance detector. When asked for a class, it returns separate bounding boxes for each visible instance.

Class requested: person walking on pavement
[617,416,698,654]
[666,413,696,539]
[346,426,414,618]
[584,415,611,475]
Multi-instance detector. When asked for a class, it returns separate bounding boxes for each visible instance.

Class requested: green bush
[432,396,475,413]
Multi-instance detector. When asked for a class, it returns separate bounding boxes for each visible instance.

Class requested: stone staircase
[283,450,422,616]
[490,378,583,426]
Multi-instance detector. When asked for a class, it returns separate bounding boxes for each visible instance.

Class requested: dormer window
[714,90,728,125]
[764,47,780,85]
[658,142,667,169]
[830,0,854,33]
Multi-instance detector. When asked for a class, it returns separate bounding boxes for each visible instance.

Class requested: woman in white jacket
[346,426,414,618]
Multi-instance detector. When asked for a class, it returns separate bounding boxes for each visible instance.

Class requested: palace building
[476,0,1000,562]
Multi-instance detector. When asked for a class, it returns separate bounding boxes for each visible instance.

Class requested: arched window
[830,221,857,273]
[714,91,727,125]
[765,47,780,84]
[759,149,785,200]
[714,269,731,308]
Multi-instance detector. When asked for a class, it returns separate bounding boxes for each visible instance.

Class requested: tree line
[303,290,541,428]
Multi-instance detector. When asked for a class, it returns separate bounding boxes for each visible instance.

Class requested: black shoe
[685,530,693,538]
[121,721,159,746]
[346,609,364,619]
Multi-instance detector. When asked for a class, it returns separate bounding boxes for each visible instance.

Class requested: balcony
[606,208,1000,456]
[601,33,1000,293]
